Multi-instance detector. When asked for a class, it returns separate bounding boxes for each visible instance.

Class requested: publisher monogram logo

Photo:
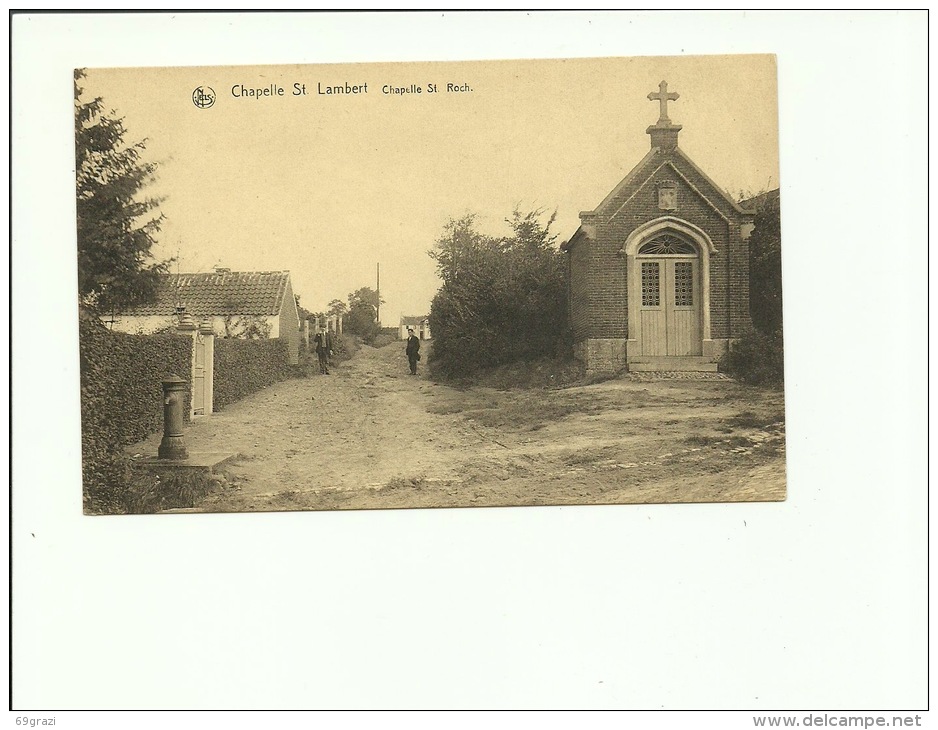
[192,86,216,109]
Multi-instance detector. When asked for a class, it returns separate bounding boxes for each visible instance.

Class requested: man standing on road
[314,326,333,375]
[405,328,421,376]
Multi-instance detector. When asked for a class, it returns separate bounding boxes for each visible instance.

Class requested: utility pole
[376,262,380,327]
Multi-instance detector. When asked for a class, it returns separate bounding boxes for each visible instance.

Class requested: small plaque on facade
[658,185,678,210]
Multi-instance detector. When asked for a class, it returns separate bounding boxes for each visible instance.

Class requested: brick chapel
[562,81,755,373]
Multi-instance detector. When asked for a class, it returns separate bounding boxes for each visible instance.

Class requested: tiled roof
[400,315,429,326]
[740,188,780,213]
[123,271,291,317]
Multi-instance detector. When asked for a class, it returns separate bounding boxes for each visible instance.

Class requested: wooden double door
[637,256,702,356]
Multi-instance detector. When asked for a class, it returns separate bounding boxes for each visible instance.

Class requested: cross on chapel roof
[648,80,679,125]
[645,80,683,151]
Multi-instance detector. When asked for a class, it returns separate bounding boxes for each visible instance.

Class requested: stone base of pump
[132,452,237,474]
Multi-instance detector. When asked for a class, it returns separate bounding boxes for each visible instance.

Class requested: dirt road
[131,343,785,512]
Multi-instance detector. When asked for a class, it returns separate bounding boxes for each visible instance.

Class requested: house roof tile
[400,315,429,326]
[740,188,780,213]
[124,271,291,317]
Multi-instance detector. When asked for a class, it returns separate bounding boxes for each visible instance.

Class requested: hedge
[79,317,193,513]
[213,337,291,411]
[719,327,785,387]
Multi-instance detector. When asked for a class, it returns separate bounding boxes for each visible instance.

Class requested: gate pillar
[176,313,200,417]
[198,319,215,416]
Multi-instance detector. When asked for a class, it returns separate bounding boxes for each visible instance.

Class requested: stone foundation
[574,338,629,374]
[576,337,732,373]
[702,338,729,360]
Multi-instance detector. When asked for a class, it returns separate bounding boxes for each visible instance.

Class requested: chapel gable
[587,147,748,230]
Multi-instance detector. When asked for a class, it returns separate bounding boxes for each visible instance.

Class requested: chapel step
[628,356,719,372]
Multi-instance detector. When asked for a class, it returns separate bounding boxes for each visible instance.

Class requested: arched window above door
[638,234,696,255]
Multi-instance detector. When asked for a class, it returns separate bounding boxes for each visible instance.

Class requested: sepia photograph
[13,10,926,716]
[76,55,784,515]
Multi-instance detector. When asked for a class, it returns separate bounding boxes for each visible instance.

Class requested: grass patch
[685,435,725,447]
[427,385,611,431]
[427,392,499,416]
[466,392,610,430]
[580,369,627,386]
[371,332,399,348]
[562,446,622,466]
[684,434,753,449]
[122,467,224,514]
[726,409,786,430]
[425,402,460,416]
[384,476,427,491]
[728,411,763,428]
[760,441,784,457]
[437,356,586,391]
[272,489,303,505]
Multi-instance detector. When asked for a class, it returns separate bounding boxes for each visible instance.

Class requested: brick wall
[728,222,753,335]
[566,146,751,349]
[589,219,628,338]
[567,230,592,343]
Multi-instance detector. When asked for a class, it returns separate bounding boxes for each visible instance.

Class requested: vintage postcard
[76,54,783,515]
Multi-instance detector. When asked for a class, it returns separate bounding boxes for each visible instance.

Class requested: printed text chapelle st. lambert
[229,80,473,99]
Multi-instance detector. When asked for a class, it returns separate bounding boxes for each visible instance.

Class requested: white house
[400,315,431,340]
[110,270,302,365]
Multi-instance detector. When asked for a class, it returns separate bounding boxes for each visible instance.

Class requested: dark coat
[406,334,420,358]
[314,331,333,353]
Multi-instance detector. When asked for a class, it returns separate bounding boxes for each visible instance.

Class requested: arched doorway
[622,217,715,360]
[636,233,701,356]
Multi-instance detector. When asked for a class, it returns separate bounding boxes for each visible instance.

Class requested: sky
[81,54,778,323]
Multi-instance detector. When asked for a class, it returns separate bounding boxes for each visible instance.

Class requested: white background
[8,10,929,726]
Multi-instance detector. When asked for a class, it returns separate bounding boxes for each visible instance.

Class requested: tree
[346,304,379,341]
[428,207,569,379]
[428,212,488,285]
[720,190,783,386]
[326,299,348,317]
[504,207,559,253]
[347,287,383,311]
[344,287,384,342]
[75,69,168,315]
[748,191,782,335]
